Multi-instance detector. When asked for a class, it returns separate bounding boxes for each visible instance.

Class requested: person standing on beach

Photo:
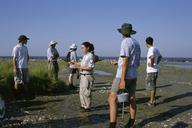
[67,44,78,89]
[108,23,141,128]
[47,41,60,82]
[75,42,95,111]
[12,35,30,97]
[145,37,162,106]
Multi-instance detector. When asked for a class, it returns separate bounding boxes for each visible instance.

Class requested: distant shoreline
[0,56,192,63]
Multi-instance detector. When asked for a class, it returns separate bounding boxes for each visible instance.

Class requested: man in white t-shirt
[12,35,30,96]
[108,23,141,128]
[145,37,162,106]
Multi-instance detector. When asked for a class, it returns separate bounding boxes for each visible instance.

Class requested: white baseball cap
[70,43,77,49]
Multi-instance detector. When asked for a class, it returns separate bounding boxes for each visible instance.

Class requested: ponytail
[81,42,95,53]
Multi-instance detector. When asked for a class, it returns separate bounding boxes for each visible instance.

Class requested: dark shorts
[69,68,77,74]
[110,78,137,96]
[146,72,158,91]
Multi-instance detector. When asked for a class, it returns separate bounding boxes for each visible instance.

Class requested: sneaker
[81,107,91,112]
[109,122,116,128]
[147,102,156,107]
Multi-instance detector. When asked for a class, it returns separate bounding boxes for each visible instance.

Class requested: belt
[80,73,93,76]
[49,60,57,63]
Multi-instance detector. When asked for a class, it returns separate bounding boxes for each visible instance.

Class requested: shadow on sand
[138,91,192,127]
[4,113,109,128]
[136,84,172,92]
[138,104,192,127]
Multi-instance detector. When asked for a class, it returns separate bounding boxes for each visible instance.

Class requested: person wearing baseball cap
[66,43,78,89]
[108,23,141,128]
[12,35,30,99]
[47,40,60,82]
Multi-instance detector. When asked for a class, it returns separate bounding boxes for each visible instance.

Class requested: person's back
[145,36,162,107]
[147,46,161,73]
[117,37,141,79]
[127,37,141,69]
[109,23,140,128]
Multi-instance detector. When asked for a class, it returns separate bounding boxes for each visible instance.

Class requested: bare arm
[79,66,94,71]
[111,60,118,66]
[121,57,129,81]
[157,55,162,64]
[75,61,94,71]
[119,56,129,89]
[13,57,17,76]
[149,55,155,67]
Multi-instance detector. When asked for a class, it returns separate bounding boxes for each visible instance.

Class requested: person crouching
[75,42,95,112]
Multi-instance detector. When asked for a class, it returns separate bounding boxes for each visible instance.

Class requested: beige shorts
[111,78,137,96]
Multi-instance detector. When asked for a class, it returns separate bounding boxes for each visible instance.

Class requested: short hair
[123,34,130,37]
[146,37,153,45]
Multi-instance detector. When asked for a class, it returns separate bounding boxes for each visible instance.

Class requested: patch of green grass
[0,60,67,100]
[95,60,116,73]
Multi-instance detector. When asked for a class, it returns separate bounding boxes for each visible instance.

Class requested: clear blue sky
[0,0,192,57]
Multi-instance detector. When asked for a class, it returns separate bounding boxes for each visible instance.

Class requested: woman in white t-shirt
[75,42,95,111]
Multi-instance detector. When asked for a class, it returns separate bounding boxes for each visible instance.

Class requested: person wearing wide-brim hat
[47,40,60,82]
[108,23,141,128]
[66,43,78,89]
[12,35,30,99]
[117,23,136,36]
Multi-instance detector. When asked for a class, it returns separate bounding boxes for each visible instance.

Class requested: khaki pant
[79,75,94,109]
[48,61,59,81]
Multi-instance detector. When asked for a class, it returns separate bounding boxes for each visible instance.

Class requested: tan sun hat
[49,40,58,46]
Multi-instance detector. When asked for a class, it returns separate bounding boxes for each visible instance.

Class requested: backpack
[66,51,71,62]
[93,54,99,63]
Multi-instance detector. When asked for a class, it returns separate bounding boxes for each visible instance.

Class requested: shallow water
[163,62,192,69]
[94,70,113,76]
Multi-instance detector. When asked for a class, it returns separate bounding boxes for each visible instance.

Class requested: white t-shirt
[80,52,95,74]
[116,37,141,79]
[146,46,161,73]
[12,44,29,69]
[69,51,77,69]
